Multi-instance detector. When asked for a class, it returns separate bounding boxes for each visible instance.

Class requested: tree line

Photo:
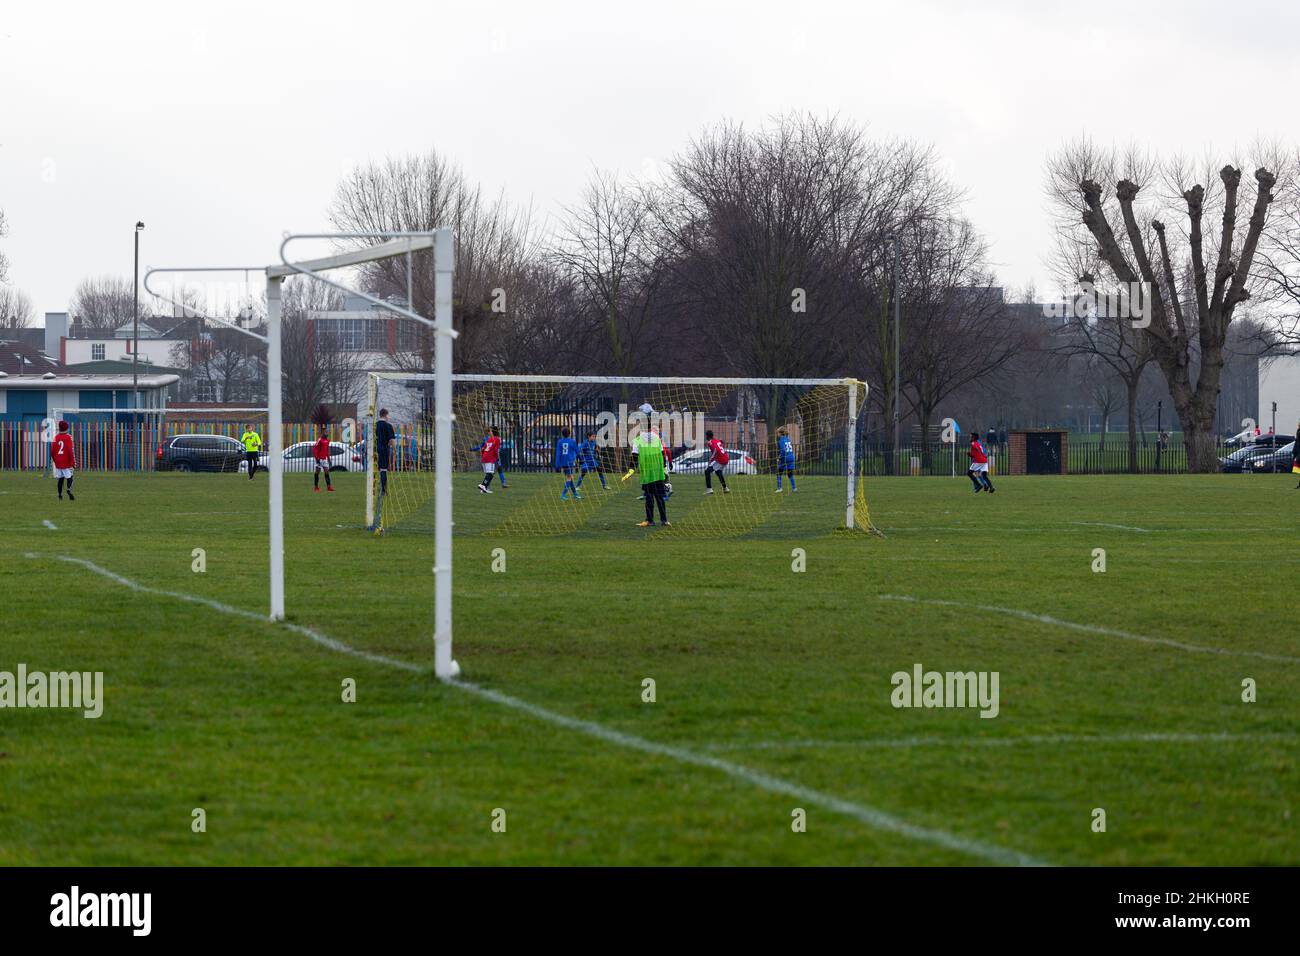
[14,115,1300,467]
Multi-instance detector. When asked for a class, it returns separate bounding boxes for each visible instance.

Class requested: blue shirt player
[575,430,607,490]
[555,427,580,500]
[775,426,797,493]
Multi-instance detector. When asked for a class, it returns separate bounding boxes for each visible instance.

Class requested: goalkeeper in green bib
[630,415,671,528]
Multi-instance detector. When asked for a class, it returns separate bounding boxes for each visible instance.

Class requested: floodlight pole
[133,222,144,412]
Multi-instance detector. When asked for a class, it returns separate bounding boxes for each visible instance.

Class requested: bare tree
[171,327,262,403]
[477,258,578,374]
[552,170,666,383]
[1256,156,1300,347]
[0,285,34,328]
[327,152,539,374]
[655,114,885,444]
[1047,141,1287,470]
[0,209,10,283]
[1051,273,1155,472]
[279,278,348,421]
[70,275,152,334]
[897,219,1022,463]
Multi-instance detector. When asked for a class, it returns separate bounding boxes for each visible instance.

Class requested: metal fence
[0,420,1258,475]
[0,421,327,471]
[856,439,1233,476]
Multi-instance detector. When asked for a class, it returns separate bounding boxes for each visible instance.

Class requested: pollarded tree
[1047,142,1285,471]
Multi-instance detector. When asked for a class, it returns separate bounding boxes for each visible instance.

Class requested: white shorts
[970,462,989,473]
[482,462,496,474]
[314,459,331,470]
[706,462,728,474]
[54,467,74,479]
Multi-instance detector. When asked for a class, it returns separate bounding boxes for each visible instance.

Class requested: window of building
[91,343,106,361]
[321,318,386,352]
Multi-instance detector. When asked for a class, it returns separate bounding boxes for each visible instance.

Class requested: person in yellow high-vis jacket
[240,427,263,480]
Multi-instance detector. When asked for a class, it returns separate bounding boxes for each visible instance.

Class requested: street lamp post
[133,221,145,412]
[1272,401,1277,437]
[883,235,901,473]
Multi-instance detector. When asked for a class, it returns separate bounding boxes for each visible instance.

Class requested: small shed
[1008,429,1069,475]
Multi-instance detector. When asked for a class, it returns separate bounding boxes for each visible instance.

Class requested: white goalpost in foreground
[145,230,460,679]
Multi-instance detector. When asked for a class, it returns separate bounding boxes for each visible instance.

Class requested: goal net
[365,374,876,537]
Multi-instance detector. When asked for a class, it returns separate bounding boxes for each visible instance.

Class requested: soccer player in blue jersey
[575,430,607,490]
[555,426,581,500]
[774,426,797,493]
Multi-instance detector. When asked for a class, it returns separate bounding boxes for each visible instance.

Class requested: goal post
[144,236,460,680]
[365,373,876,538]
[275,230,459,678]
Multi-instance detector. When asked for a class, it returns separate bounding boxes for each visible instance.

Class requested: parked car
[1243,441,1295,474]
[669,447,758,475]
[258,441,360,473]
[1220,445,1264,472]
[1220,441,1296,473]
[156,434,247,473]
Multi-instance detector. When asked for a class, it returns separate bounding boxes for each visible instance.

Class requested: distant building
[1259,353,1300,437]
[48,311,188,368]
[0,372,178,424]
[308,293,423,410]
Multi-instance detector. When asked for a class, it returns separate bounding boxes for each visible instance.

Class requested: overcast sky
[2,0,1296,323]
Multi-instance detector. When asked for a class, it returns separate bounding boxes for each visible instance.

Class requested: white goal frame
[366,373,864,530]
[143,232,460,680]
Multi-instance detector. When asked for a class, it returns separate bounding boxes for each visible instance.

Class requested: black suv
[156,434,247,472]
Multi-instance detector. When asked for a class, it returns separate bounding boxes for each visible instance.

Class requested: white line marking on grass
[23,553,420,674]
[1071,521,1150,533]
[704,732,1299,752]
[879,595,1300,665]
[446,681,1046,866]
[42,520,57,530]
[25,551,1047,868]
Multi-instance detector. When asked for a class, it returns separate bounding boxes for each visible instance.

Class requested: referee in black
[373,408,397,531]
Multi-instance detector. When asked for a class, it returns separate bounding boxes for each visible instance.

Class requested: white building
[46,311,186,369]
[1259,353,1300,438]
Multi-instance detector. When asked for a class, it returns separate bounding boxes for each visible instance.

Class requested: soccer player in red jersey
[968,432,994,493]
[703,429,730,494]
[51,420,77,500]
[312,430,334,492]
[477,426,502,494]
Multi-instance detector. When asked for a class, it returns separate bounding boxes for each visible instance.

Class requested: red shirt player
[51,420,77,500]
[967,434,994,493]
[477,427,502,492]
[312,432,334,492]
[703,429,729,494]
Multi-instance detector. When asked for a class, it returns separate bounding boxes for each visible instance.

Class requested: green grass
[2,469,1297,865]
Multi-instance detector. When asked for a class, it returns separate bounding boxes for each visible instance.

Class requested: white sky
[2,0,1297,321]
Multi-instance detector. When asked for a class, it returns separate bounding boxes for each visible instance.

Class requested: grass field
[2,468,1298,866]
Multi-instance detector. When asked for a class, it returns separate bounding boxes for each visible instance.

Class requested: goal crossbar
[372,373,857,387]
